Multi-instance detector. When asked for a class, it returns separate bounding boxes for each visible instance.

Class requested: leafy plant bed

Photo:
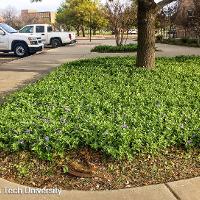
[0,56,200,189]
[91,44,138,53]
[158,38,200,47]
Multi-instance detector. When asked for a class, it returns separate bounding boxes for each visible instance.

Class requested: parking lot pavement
[0,44,94,94]
[0,48,50,66]
[0,49,50,95]
[0,53,18,65]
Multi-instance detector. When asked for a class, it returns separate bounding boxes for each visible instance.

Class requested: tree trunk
[184,28,187,38]
[76,26,80,36]
[119,29,125,45]
[136,0,157,69]
[93,29,96,35]
[197,35,200,47]
[115,29,120,46]
[81,26,85,37]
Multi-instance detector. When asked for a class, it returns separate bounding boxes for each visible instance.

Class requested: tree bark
[197,36,200,47]
[119,29,125,45]
[81,25,85,37]
[136,0,157,69]
[76,25,80,36]
[115,29,120,46]
[93,29,96,35]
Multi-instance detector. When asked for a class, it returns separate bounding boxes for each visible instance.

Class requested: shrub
[159,38,199,47]
[156,35,163,42]
[91,44,137,53]
[180,38,188,44]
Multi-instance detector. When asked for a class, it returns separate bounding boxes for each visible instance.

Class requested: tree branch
[157,0,177,8]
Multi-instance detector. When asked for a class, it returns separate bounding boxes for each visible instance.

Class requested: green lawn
[0,56,200,160]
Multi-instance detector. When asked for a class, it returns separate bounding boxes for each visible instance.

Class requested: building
[174,0,195,38]
[175,0,194,24]
[21,10,56,24]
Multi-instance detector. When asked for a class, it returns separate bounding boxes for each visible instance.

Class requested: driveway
[0,40,200,94]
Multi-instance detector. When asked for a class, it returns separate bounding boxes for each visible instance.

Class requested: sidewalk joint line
[165,183,181,200]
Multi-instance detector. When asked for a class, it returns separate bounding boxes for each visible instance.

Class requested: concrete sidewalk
[0,42,95,94]
[0,177,199,200]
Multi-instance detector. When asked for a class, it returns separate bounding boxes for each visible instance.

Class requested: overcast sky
[0,0,64,12]
[0,0,161,12]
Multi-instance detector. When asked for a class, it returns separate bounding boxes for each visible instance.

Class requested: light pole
[89,11,92,42]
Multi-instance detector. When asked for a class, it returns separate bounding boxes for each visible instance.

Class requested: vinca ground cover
[0,56,200,190]
[0,56,199,160]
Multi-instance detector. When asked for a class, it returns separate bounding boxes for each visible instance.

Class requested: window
[187,10,193,17]
[19,26,34,33]
[36,26,45,33]
[0,24,17,33]
[47,26,53,32]
[0,29,5,35]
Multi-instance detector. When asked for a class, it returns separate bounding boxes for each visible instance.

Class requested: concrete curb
[0,177,200,200]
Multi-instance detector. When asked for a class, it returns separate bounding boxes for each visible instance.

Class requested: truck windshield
[0,24,17,33]
[19,26,34,33]
[47,26,53,32]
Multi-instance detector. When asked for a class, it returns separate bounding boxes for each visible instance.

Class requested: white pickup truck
[19,24,76,48]
[0,23,44,57]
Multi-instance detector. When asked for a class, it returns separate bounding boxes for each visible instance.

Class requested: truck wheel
[51,38,62,48]
[14,43,29,57]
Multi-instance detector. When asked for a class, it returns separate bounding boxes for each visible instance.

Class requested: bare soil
[0,148,199,191]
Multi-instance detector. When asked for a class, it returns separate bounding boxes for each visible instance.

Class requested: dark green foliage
[0,56,200,160]
[160,38,200,47]
[91,44,138,53]
[156,35,163,42]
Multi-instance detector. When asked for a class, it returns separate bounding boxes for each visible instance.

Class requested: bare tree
[189,0,200,45]
[163,2,178,38]
[1,6,20,28]
[20,14,41,26]
[173,0,197,38]
[105,0,137,46]
[174,0,190,38]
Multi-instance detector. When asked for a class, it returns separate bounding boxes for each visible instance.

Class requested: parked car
[0,23,44,57]
[128,29,138,35]
[19,24,76,48]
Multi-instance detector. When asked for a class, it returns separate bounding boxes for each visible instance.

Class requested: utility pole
[89,11,92,42]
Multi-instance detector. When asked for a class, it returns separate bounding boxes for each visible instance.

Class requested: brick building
[21,10,56,24]
[176,0,194,18]
[174,0,195,38]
